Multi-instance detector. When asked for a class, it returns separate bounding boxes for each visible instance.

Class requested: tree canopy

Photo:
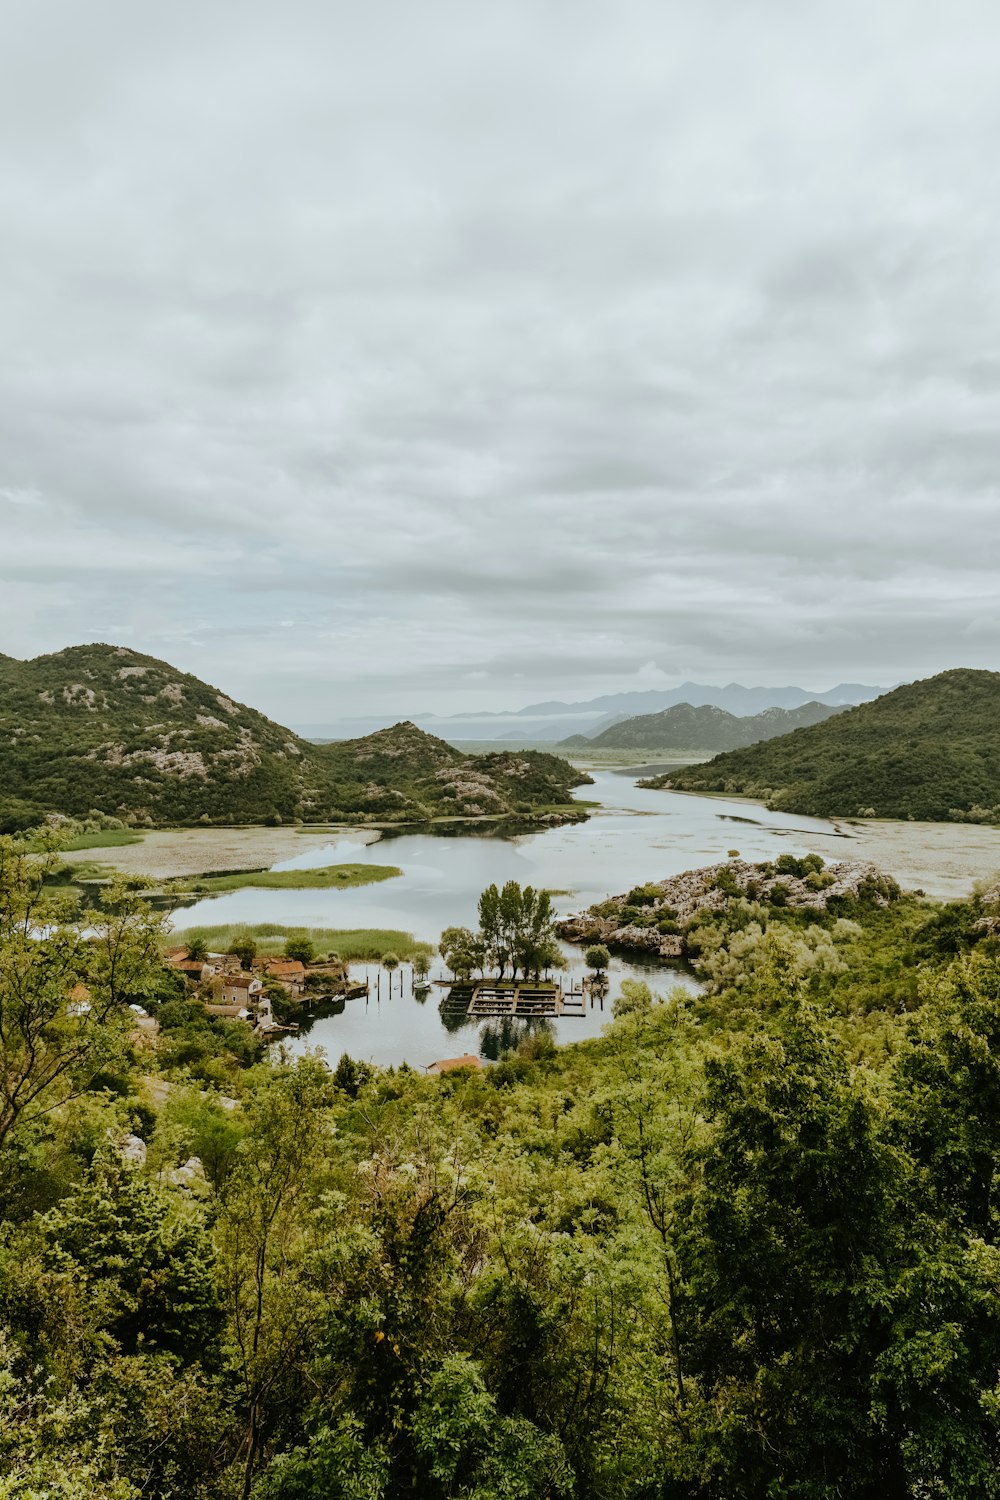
[441,882,560,981]
[4,832,1000,1495]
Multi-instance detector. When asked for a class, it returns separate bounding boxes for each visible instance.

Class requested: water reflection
[285,947,684,1070]
[479,1016,555,1061]
[177,771,841,945]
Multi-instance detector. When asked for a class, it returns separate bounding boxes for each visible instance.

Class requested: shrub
[284,936,315,964]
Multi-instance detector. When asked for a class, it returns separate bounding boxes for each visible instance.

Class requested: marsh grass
[60,828,145,850]
[175,862,401,894]
[168,921,435,963]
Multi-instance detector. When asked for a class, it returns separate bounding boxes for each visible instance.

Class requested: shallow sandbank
[62,825,378,880]
[774,815,1000,901]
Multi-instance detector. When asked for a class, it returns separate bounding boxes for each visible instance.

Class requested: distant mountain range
[296,681,884,744]
[559,700,846,752]
[649,669,1000,823]
[0,645,588,832]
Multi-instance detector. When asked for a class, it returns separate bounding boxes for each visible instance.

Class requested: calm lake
[176,770,846,1069]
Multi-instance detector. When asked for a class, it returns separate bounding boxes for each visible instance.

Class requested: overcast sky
[2,0,999,723]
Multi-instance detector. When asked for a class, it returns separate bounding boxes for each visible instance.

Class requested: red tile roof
[224,973,259,991]
[427,1053,482,1074]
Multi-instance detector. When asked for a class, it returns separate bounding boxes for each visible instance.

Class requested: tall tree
[215,1054,335,1499]
[678,1000,1000,1498]
[0,836,165,1186]
[470,882,558,981]
[679,1006,902,1496]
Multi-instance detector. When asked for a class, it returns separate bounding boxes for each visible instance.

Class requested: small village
[161,944,367,1035]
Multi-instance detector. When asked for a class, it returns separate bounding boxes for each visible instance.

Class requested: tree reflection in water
[479,1016,555,1061]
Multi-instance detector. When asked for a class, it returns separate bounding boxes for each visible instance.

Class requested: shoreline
[58,804,588,881]
[636,785,1000,901]
[58,785,1000,905]
[61,824,380,880]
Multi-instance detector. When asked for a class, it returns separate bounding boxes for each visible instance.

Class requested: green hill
[647,669,1000,822]
[0,644,588,830]
[564,700,842,752]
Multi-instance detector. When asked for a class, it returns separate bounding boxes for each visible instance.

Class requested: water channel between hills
[173,769,859,1070]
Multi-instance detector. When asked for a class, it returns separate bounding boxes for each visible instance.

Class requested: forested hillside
[649,668,1000,822]
[0,644,587,830]
[562,699,843,751]
[5,831,1000,1495]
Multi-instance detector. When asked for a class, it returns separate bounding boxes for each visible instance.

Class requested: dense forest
[5,827,1000,1496]
[653,668,1000,822]
[0,645,587,831]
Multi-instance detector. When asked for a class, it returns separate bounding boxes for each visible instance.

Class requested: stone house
[165,949,219,984]
[264,960,306,997]
[220,972,264,1006]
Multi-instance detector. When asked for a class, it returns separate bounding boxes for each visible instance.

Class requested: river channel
[174,770,848,1069]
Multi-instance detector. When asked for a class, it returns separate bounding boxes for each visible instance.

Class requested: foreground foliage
[4,831,1000,1495]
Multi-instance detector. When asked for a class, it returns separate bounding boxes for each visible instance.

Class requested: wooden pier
[441,980,590,1020]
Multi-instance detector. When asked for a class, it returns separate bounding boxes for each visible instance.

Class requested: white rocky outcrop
[558,857,900,958]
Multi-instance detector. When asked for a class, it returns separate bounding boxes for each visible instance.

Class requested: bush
[613,980,654,1017]
[233,935,257,968]
[775,853,826,880]
[625,884,661,908]
[157,999,211,1032]
[284,936,315,964]
[333,1053,373,1097]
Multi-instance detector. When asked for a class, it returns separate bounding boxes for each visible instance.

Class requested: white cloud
[2,0,999,720]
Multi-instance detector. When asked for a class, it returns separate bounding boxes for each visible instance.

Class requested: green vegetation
[652,668,1000,822]
[60,826,145,850]
[13,828,1000,1495]
[568,855,906,969]
[172,862,402,895]
[283,934,315,963]
[584,943,610,972]
[0,643,590,831]
[171,921,435,964]
[572,748,711,768]
[440,880,560,979]
[563,699,843,752]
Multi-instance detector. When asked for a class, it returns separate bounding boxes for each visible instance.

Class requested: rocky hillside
[646,669,1000,823]
[561,699,843,752]
[320,721,587,823]
[0,644,589,830]
[559,853,901,961]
